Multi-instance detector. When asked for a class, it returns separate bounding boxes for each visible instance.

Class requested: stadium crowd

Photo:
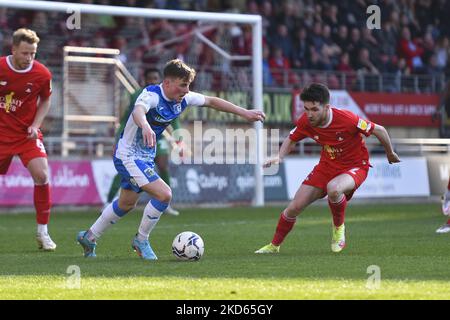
[0,0,449,91]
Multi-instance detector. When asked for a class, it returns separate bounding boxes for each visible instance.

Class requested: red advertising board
[350,92,440,127]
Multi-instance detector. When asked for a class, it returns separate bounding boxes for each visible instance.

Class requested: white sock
[37,224,48,235]
[89,202,123,241]
[137,201,163,241]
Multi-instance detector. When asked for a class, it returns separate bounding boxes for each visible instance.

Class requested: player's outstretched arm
[204,96,265,122]
[372,124,401,164]
[264,136,297,168]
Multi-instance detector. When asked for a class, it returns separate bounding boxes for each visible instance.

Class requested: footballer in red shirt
[0,28,56,251]
[255,83,400,254]
[435,177,450,234]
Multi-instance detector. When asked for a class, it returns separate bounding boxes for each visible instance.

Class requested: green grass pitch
[0,203,449,299]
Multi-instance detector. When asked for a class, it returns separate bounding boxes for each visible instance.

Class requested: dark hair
[300,83,330,105]
[144,68,161,79]
[163,59,196,82]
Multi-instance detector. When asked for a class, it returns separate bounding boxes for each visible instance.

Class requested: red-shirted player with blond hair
[256,83,400,254]
[0,28,56,251]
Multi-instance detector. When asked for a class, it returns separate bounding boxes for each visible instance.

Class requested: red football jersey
[0,56,52,141]
[289,107,375,170]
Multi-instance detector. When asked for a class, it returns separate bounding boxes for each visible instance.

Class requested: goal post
[0,0,265,206]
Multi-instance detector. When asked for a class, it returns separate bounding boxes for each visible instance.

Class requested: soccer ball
[172,231,204,261]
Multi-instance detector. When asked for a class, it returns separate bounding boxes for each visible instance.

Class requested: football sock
[328,195,347,227]
[137,199,169,241]
[272,211,297,246]
[34,184,51,225]
[89,200,130,241]
[37,224,48,235]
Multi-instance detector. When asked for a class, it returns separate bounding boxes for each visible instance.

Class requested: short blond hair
[12,28,40,46]
[163,59,196,82]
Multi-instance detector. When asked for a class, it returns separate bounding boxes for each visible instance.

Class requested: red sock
[448,179,450,190]
[328,196,347,227]
[34,184,51,225]
[272,211,296,246]
[447,218,450,225]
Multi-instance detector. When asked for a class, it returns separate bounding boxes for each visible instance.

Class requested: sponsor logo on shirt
[324,145,343,160]
[0,92,23,113]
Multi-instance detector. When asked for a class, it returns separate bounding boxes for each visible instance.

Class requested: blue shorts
[113,156,160,193]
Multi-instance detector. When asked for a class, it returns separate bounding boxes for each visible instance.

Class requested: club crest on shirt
[144,167,155,177]
[173,103,182,113]
[25,82,33,94]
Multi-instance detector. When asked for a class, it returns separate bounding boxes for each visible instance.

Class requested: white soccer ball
[172,231,204,261]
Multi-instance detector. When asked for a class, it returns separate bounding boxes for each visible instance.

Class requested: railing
[45,136,116,158]
[48,63,448,94]
[265,67,447,94]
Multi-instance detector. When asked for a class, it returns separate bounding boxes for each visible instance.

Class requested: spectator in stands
[260,0,277,45]
[292,27,308,69]
[354,47,380,91]
[269,47,291,85]
[336,52,355,89]
[435,36,449,72]
[376,20,399,59]
[321,24,341,68]
[270,24,293,61]
[397,26,425,73]
[354,47,379,75]
[347,27,363,67]
[308,21,325,54]
[262,45,274,86]
[323,3,340,35]
[279,0,300,35]
[333,25,349,53]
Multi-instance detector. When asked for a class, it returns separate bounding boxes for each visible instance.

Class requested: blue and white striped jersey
[115,84,205,160]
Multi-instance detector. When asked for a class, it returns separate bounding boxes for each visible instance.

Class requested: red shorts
[302,163,369,200]
[0,133,47,174]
